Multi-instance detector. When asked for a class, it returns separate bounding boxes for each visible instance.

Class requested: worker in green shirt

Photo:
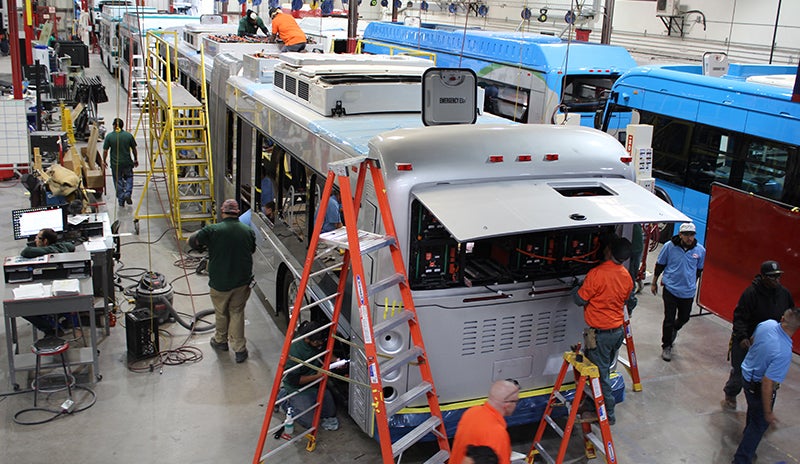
[238,10,269,36]
[102,118,138,207]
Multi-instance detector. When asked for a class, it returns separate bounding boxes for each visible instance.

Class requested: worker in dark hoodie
[721,260,794,410]
[21,228,76,336]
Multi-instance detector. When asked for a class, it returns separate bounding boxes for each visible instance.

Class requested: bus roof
[121,12,201,32]
[611,64,800,144]
[362,22,637,73]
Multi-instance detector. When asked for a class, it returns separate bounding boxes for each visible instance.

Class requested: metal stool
[31,337,75,407]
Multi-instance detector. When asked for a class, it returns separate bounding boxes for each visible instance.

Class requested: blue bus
[360,22,637,128]
[603,63,800,244]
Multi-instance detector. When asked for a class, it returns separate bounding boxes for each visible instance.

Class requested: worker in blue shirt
[732,307,800,464]
[650,222,705,362]
[320,190,342,233]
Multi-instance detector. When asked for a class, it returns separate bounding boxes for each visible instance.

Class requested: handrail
[356,39,437,65]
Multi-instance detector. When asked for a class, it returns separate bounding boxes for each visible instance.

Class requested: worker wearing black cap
[238,9,269,36]
[722,260,794,411]
[572,235,635,425]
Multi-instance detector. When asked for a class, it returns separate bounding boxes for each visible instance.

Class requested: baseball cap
[679,223,696,234]
[760,260,784,276]
[220,199,240,215]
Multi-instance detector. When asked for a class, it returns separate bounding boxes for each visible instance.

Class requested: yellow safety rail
[355,39,438,64]
[134,30,215,239]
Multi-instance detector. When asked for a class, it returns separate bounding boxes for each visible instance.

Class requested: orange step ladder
[616,307,642,392]
[252,156,450,464]
[526,345,618,464]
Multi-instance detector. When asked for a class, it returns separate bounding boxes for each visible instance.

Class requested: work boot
[235,349,249,363]
[210,338,229,352]
[125,196,132,205]
[661,346,672,362]
[721,396,737,410]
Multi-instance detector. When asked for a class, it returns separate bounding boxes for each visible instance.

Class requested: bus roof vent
[271,53,433,116]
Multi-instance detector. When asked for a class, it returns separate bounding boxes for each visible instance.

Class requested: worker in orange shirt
[269,8,307,52]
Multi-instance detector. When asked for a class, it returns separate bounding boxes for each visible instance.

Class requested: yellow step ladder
[526,345,618,464]
[134,30,215,238]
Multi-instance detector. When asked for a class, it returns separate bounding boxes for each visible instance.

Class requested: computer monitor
[12,206,66,240]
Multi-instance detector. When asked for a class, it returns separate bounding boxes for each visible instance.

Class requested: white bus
[118,12,200,105]
[98,4,156,73]
[212,53,687,437]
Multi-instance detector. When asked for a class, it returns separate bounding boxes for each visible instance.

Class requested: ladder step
[319,228,395,254]
[373,310,414,339]
[385,381,432,418]
[534,442,556,464]
[422,450,450,464]
[174,123,206,130]
[179,212,213,221]
[368,272,405,297]
[392,415,441,457]
[178,195,212,202]
[544,414,564,437]
[176,158,209,166]
[585,430,604,455]
[177,175,209,183]
[381,346,423,377]
[175,141,207,148]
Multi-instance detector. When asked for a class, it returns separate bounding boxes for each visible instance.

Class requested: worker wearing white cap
[238,9,269,36]
[650,222,706,362]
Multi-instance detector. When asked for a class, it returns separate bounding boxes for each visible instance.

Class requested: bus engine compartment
[408,200,613,290]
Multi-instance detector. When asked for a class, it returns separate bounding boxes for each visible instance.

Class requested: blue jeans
[585,327,624,421]
[733,380,775,463]
[111,165,134,205]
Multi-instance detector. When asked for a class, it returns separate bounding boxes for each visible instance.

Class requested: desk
[4,277,101,391]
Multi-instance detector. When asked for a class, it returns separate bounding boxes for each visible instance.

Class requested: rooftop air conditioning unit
[272,54,433,116]
[656,0,679,15]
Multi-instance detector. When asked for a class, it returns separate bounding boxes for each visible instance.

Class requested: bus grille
[461,308,568,356]
[285,75,297,95]
[297,81,310,101]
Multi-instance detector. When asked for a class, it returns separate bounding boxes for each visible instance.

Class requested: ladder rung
[386,381,432,417]
[178,212,213,221]
[319,228,395,254]
[260,426,317,461]
[292,321,334,344]
[174,123,205,130]
[381,346,423,377]
[177,175,209,183]
[178,195,212,202]
[310,263,343,279]
[175,141,207,148]
[585,430,604,455]
[422,449,449,464]
[373,310,414,339]
[544,414,564,437]
[392,415,441,457]
[176,158,209,166]
[368,272,405,296]
[534,442,556,464]
[299,293,340,313]
[283,356,328,376]
[553,391,569,407]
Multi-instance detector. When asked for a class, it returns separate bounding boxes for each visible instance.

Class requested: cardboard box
[84,168,104,189]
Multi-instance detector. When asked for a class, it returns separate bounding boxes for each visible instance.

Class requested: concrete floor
[1,52,799,464]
